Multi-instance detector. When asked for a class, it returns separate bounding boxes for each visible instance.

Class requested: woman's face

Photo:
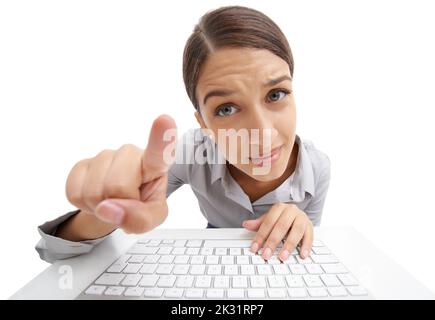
[195,47,297,182]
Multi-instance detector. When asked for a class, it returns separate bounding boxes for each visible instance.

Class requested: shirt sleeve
[35,209,113,263]
[304,157,331,226]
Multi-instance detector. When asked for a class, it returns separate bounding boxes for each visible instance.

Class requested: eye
[214,104,238,117]
[267,88,291,103]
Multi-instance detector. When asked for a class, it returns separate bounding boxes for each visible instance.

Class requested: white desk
[10,226,434,299]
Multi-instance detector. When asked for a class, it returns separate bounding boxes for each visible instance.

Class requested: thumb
[95,198,168,234]
[142,114,178,181]
[242,214,266,231]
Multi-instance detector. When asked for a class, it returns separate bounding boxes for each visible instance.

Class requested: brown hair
[182,5,294,111]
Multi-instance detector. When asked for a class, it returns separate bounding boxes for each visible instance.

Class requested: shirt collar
[207,133,316,206]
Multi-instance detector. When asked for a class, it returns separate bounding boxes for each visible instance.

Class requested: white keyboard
[78,238,371,299]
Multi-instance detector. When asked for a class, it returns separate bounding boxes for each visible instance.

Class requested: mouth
[250,145,283,166]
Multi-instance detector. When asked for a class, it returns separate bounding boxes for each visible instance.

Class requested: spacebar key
[203,240,252,248]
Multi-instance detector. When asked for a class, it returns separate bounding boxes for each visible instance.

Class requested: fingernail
[262,247,272,260]
[280,249,289,261]
[95,200,125,225]
[302,249,309,258]
[251,242,259,253]
[242,221,248,227]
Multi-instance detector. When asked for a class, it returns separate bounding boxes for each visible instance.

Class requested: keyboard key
[311,254,339,264]
[321,263,347,274]
[123,263,142,274]
[157,275,177,287]
[144,288,164,298]
[128,255,145,263]
[157,247,172,255]
[156,264,174,275]
[243,248,255,256]
[229,248,242,256]
[195,276,212,288]
[251,256,266,264]
[107,263,127,273]
[172,247,186,255]
[347,286,369,296]
[176,275,194,288]
[104,286,125,296]
[190,255,205,264]
[236,256,250,264]
[240,265,255,275]
[214,276,230,288]
[162,239,174,244]
[200,247,214,255]
[215,248,227,255]
[207,265,222,275]
[203,240,252,248]
[303,275,323,287]
[289,265,307,275]
[121,274,142,287]
[190,265,206,275]
[185,289,204,298]
[282,256,297,264]
[85,285,106,295]
[164,288,184,298]
[186,248,200,255]
[206,256,220,264]
[124,287,144,297]
[305,264,324,274]
[296,256,313,264]
[221,256,234,264]
[148,240,161,246]
[128,245,158,255]
[173,240,187,247]
[267,256,281,265]
[267,275,286,288]
[224,265,238,275]
[328,287,348,297]
[268,288,287,298]
[338,274,359,286]
[139,275,159,287]
[139,264,158,274]
[312,247,331,255]
[206,289,224,298]
[308,287,328,297]
[288,288,307,298]
[285,275,305,288]
[247,289,266,298]
[159,255,175,264]
[250,276,267,288]
[232,276,248,288]
[95,273,125,286]
[174,255,190,264]
[257,265,272,275]
[143,255,160,263]
[186,240,203,247]
[227,289,244,298]
[273,264,290,275]
[173,265,190,275]
[320,274,341,287]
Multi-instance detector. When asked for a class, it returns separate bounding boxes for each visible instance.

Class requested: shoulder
[299,136,331,180]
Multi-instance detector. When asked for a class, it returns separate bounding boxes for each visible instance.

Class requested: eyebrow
[202,75,292,105]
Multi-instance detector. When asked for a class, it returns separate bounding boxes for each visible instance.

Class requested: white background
[1,0,434,299]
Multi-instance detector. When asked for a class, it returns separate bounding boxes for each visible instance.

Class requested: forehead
[197,48,290,90]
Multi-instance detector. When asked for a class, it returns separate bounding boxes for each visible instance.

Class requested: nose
[247,108,277,148]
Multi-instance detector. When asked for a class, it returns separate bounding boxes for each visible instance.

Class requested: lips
[250,145,282,165]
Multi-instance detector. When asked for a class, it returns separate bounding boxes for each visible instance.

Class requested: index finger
[142,114,177,179]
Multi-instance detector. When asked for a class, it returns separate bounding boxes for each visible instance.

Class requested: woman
[36,5,331,264]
